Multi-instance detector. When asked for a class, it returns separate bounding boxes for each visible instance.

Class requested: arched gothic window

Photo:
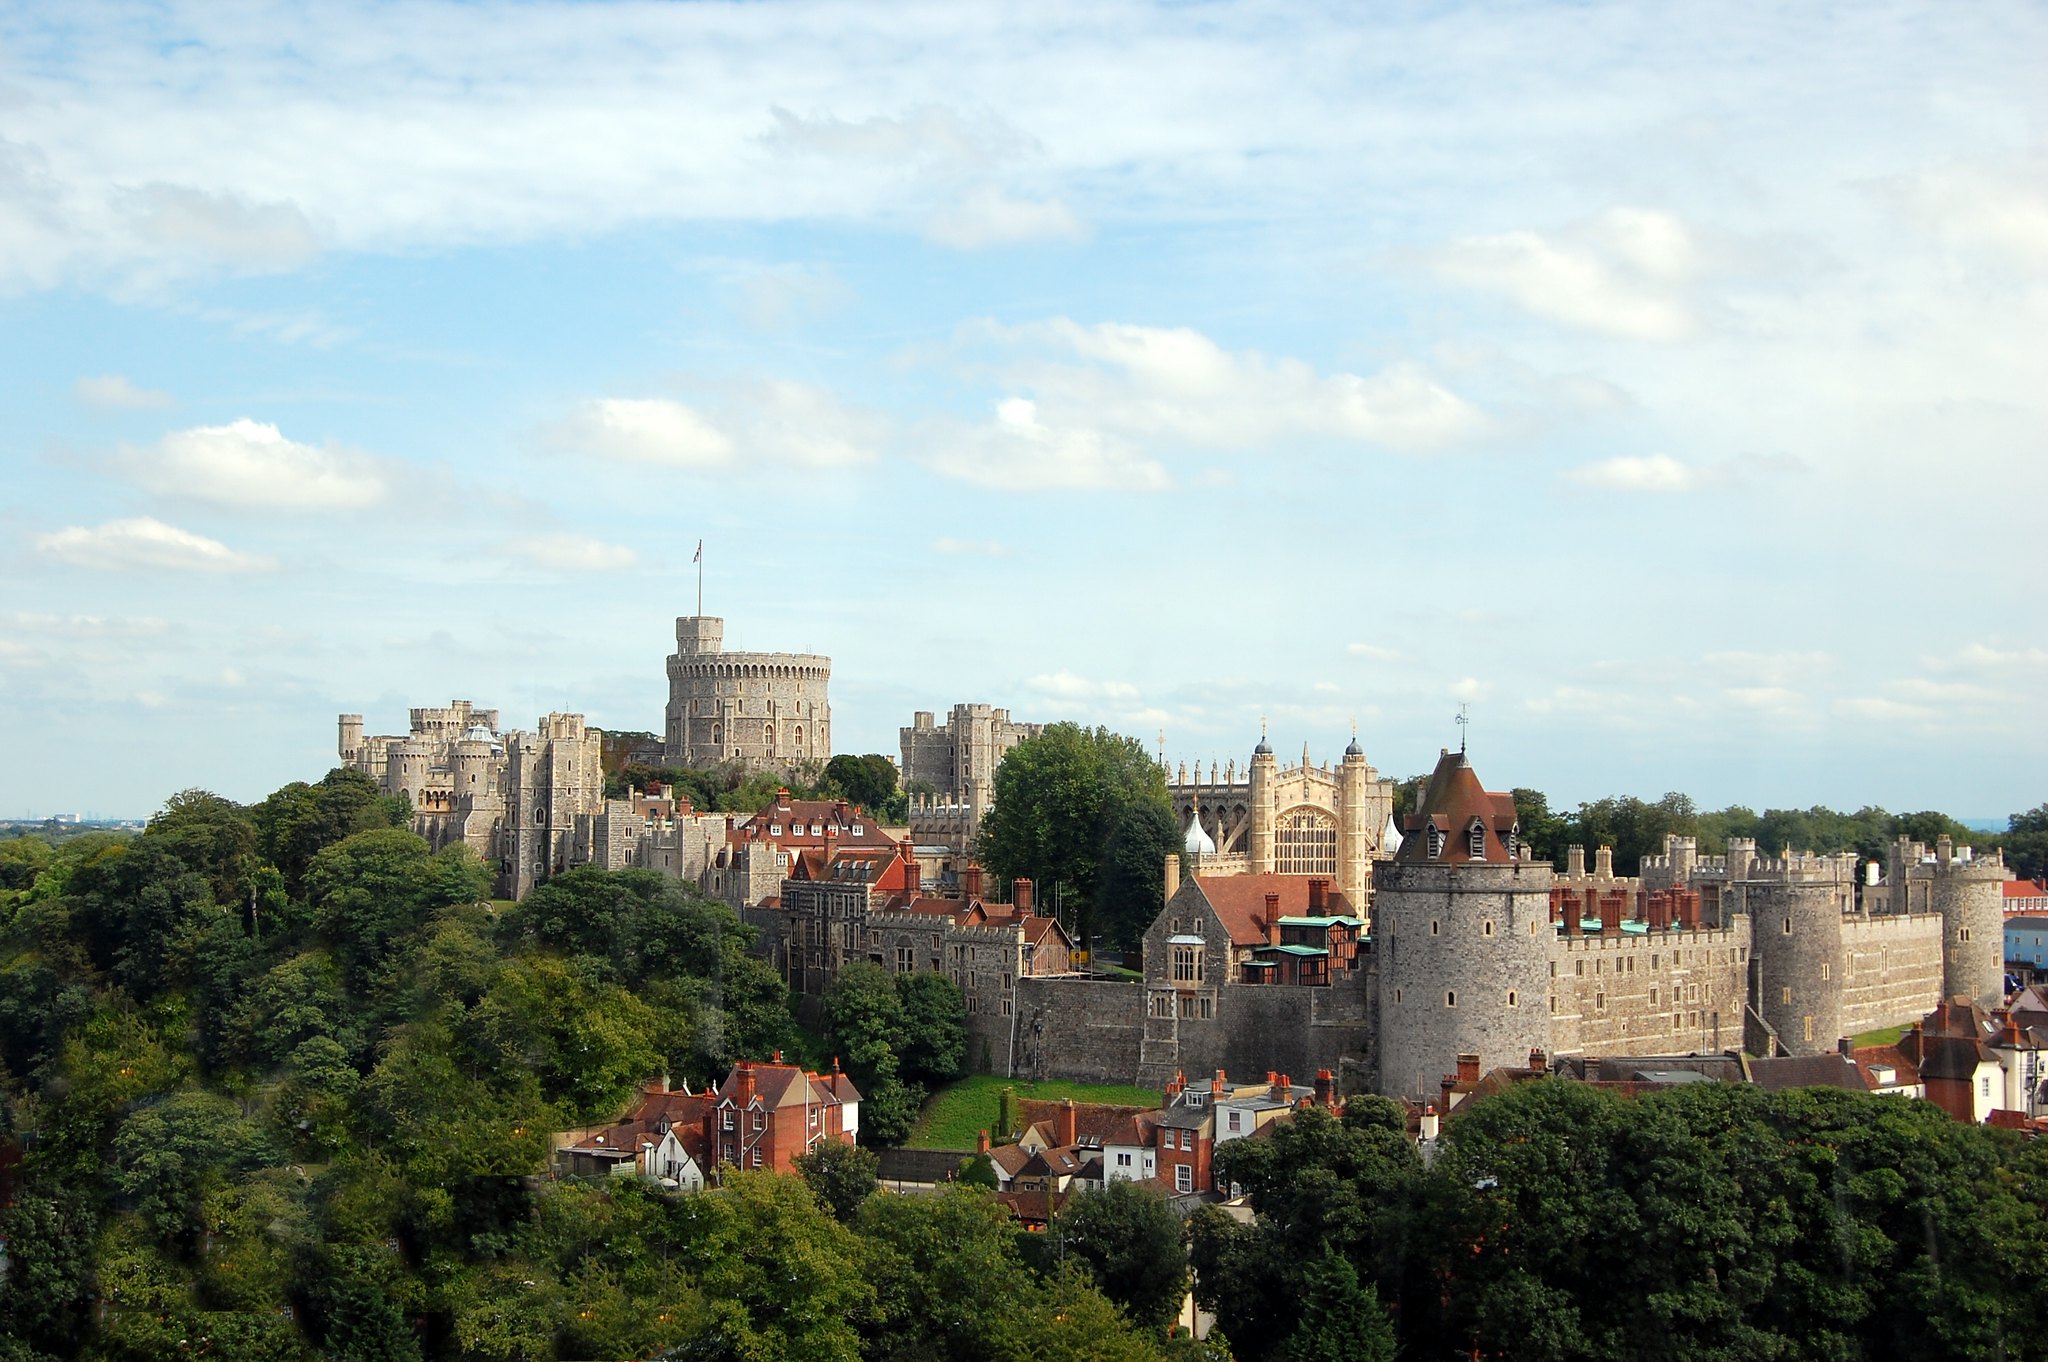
[1275,807,1338,875]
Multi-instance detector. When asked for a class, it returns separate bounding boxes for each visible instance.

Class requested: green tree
[823,961,922,1146]
[305,830,489,994]
[977,723,1176,949]
[1510,788,1569,864]
[1049,1179,1189,1334]
[820,753,899,814]
[893,970,967,1086]
[672,1170,873,1361]
[2008,804,2048,881]
[459,953,662,1122]
[255,768,410,901]
[793,1140,881,1222]
[1281,1251,1395,1362]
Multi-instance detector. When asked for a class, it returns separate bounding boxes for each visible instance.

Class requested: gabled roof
[1188,875,1362,947]
[1017,1100,1158,1149]
[1394,749,1519,866]
[1848,1043,1922,1090]
[1747,1053,1864,1092]
[732,794,895,849]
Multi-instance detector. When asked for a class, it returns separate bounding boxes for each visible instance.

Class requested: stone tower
[1247,731,1277,874]
[1932,837,2008,1010]
[1337,733,1373,909]
[1374,749,1551,1099]
[663,615,831,772]
[1725,838,1854,1056]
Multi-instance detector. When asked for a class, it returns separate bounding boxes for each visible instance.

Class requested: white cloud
[970,318,1485,456]
[507,534,639,572]
[35,517,273,573]
[119,182,321,272]
[1347,643,1405,662]
[1450,677,1491,702]
[730,379,883,469]
[3,611,171,639]
[74,374,173,409]
[1566,451,1800,493]
[1431,208,1702,342]
[546,398,735,468]
[731,262,853,330]
[1836,695,1940,725]
[128,418,387,509]
[927,188,1087,250]
[1026,669,1141,702]
[932,537,1009,557]
[929,397,1170,491]
[1885,158,2048,267]
[764,104,1036,170]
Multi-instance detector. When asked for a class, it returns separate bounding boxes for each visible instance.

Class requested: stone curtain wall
[1551,926,1748,1058]
[1838,912,1947,1036]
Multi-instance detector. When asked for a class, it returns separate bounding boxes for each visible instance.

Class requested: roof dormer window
[1427,825,1445,860]
[1505,823,1520,858]
[1468,820,1487,859]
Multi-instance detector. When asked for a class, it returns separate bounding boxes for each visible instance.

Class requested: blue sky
[3,1,2044,821]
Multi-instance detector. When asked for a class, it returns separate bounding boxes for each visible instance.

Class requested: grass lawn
[1851,1024,1908,1048]
[907,1075,1163,1149]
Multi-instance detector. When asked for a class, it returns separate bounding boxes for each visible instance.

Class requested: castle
[663,615,830,773]
[901,703,1043,849]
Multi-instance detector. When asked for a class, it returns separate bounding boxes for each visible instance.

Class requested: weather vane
[1455,703,1469,754]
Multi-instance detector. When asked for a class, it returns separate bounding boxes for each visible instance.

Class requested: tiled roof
[1394,749,1520,866]
[1191,875,1362,947]
[1017,1100,1158,1149]
[1847,1044,1921,1090]
[1747,1053,1864,1092]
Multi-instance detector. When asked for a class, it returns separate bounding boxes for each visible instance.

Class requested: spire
[1254,714,1271,756]
[1345,717,1363,758]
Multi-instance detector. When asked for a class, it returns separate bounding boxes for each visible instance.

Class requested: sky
[2,1,2044,822]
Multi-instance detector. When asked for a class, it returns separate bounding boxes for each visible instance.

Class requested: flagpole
[694,539,703,617]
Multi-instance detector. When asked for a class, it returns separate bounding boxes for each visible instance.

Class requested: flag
[693,540,702,563]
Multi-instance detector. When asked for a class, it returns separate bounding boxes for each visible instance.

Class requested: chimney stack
[1014,878,1034,915]
[964,862,984,900]
[1314,1069,1333,1108]
[977,1129,991,1155]
[1265,892,1282,944]
[1308,878,1329,915]
[1056,1098,1078,1148]
[736,1061,756,1109]
[1455,1053,1481,1084]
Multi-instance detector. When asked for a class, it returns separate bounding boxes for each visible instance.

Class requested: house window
[752,1111,764,1131]
[1172,944,1202,983]
[1176,1165,1194,1194]
[1227,1111,1242,1132]
[1117,1152,1132,1167]
[1180,1129,1193,1150]
[721,1110,734,1130]
[750,1149,762,1168]
[1982,1075,1992,1098]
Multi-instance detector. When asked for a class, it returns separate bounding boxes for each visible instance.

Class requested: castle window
[1549,962,1556,978]
[1506,990,1518,1007]
[1468,821,1486,859]
[1781,986,1792,1005]
[1575,960,1584,977]
[1549,996,1556,1012]
[1783,917,1793,934]
[1651,987,1660,1006]
[1445,991,1457,1008]
[1483,920,1495,937]
[1431,920,1440,936]
[1961,927,1972,942]
[1172,944,1203,984]
[1595,992,1606,1010]
[1820,962,1830,980]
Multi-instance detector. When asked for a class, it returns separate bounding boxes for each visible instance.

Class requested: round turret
[1738,877,1845,1056]
[1936,848,2007,1009]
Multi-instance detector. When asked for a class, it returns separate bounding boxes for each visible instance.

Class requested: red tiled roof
[1395,750,1519,866]
[1192,875,1361,947]
[1848,1043,1921,1090]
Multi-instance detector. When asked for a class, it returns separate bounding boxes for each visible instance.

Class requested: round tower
[1742,876,1845,1056]
[1935,842,2007,1009]
[1248,731,1277,874]
[338,713,364,765]
[1337,734,1370,908]
[453,728,494,802]
[386,739,430,812]
[1373,749,1552,1099]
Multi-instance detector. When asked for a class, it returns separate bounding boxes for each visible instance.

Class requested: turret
[1936,844,2007,1010]
[1248,728,1277,874]
[338,713,364,765]
[1337,729,1371,908]
[1374,749,1552,1099]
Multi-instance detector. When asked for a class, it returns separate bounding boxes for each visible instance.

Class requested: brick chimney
[1528,1048,1546,1074]
[965,862,984,900]
[1014,878,1034,915]
[1308,878,1328,915]
[977,1129,991,1155]
[735,1060,756,1109]
[901,846,921,896]
[1455,1053,1481,1084]
[1314,1069,1333,1107]
[643,1072,668,1096]
[1265,892,1282,945]
[1056,1098,1078,1148]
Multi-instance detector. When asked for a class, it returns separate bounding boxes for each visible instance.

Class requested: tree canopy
[976,723,1176,951]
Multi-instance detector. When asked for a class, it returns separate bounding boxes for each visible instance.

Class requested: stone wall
[1011,978,1149,1085]
[1838,912,1947,1036]
[1550,926,1747,1057]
